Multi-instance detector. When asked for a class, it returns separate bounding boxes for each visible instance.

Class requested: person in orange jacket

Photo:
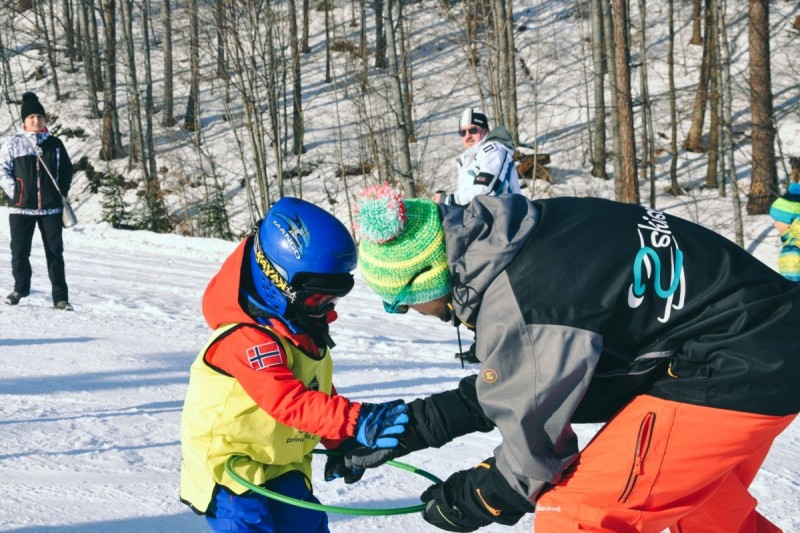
[180,197,408,533]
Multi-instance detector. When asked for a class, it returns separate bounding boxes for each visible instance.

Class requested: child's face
[774,220,790,235]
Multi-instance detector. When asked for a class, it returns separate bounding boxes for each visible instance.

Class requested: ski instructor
[347,185,799,532]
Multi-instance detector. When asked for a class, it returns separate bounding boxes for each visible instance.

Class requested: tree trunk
[611,0,638,204]
[183,0,201,143]
[35,1,61,99]
[397,1,414,141]
[667,0,682,195]
[504,0,518,143]
[746,0,777,215]
[690,0,703,45]
[719,0,743,246]
[78,0,101,117]
[385,0,414,197]
[684,0,711,153]
[639,0,656,207]
[705,0,720,189]
[60,0,76,63]
[301,0,310,53]
[216,0,225,78]
[100,0,124,160]
[120,0,143,165]
[288,0,305,154]
[601,0,621,184]
[359,0,368,91]
[0,31,15,107]
[87,0,103,88]
[141,0,159,182]
[374,0,387,68]
[161,0,175,126]
[324,0,332,82]
[590,0,607,179]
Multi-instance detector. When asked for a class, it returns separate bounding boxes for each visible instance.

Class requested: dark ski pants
[9,212,68,303]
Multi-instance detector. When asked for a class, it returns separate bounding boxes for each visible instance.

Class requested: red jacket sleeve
[206,326,360,442]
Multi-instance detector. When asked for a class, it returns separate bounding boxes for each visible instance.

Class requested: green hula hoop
[224,450,442,516]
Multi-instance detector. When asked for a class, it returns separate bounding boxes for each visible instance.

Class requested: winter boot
[54,301,74,311]
[5,291,25,305]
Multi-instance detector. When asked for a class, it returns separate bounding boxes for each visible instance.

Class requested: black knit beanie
[21,92,46,121]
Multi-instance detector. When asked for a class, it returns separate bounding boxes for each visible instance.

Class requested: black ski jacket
[437,195,800,501]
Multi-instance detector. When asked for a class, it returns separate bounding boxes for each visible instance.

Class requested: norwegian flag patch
[246,341,284,371]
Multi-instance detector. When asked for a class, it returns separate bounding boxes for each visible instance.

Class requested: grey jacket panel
[483,126,515,152]
[476,273,602,501]
[440,194,538,326]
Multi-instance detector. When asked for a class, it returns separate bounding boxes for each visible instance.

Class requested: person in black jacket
[347,185,799,533]
[0,92,74,310]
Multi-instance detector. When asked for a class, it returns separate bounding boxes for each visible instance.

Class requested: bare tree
[61,0,77,63]
[0,31,14,106]
[78,0,101,117]
[601,0,621,182]
[746,0,778,214]
[301,0,310,53]
[638,0,656,207]
[324,0,332,82]
[384,0,414,196]
[397,0,414,141]
[589,0,607,179]
[689,0,703,45]
[666,0,682,196]
[374,0,387,68]
[140,0,159,181]
[120,0,144,164]
[719,0,743,245]
[215,0,225,78]
[100,0,125,160]
[705,0,720,189]
[33,1,61,99]
[611,0,638,203]
[161,0,175,126]
[684,0,712,153]
[182,0,201,143]
[288,0,305,154]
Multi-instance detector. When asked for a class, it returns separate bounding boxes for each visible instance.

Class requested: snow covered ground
[0,208,798,533]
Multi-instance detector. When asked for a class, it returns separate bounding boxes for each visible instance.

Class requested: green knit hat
[770,183,800,224]
[354,185,451,308]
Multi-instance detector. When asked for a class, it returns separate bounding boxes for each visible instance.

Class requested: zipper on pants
[618,411,656,503]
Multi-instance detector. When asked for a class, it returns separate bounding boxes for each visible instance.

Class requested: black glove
[345,375,495,471]
[421,470,488,532]
[324,439,365,484]
[421,458,534,532]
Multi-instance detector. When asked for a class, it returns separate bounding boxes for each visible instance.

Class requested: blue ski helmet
[249,197,357,316]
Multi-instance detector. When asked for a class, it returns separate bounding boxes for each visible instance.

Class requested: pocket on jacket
[13,177,24,206]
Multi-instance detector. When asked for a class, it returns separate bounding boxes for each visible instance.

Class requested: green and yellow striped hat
[770,183,800,224]
[354,185,451,308]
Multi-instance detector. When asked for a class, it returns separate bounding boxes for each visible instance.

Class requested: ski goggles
[293,273,353,315]
[300,293,341,316]
[383,265,432,314]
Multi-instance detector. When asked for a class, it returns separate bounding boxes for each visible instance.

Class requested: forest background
[0,0,798,243]
[1,1,799,531]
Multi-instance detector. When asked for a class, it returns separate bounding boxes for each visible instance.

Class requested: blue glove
[354,400,409,449]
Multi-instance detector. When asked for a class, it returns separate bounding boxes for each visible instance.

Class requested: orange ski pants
[534,395,796,533]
